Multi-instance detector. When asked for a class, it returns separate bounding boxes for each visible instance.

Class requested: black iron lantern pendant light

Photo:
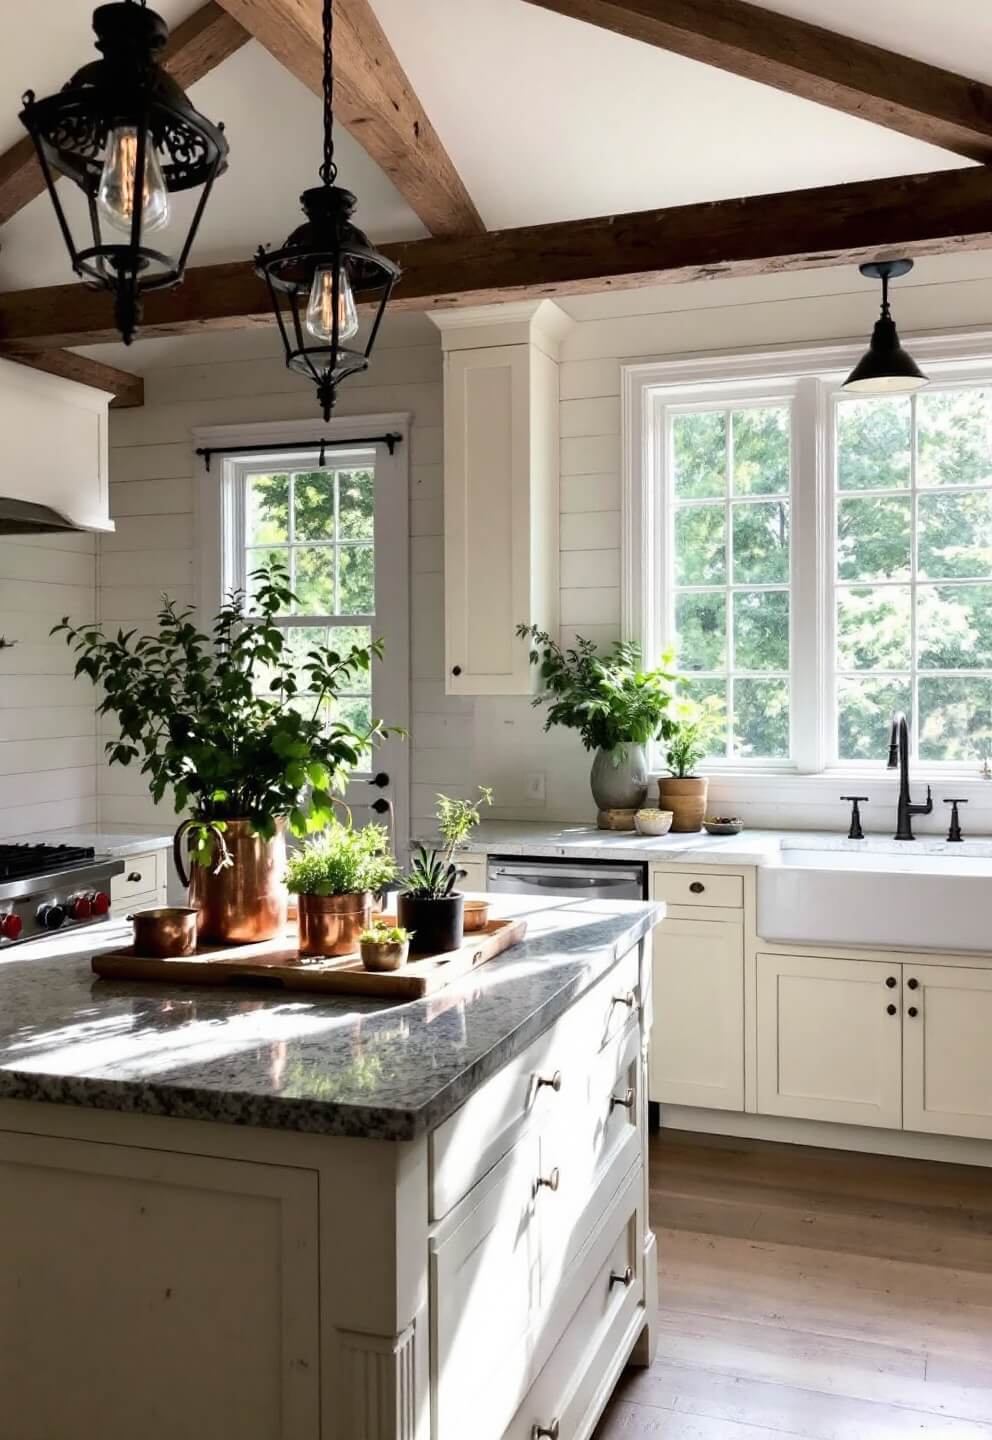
[843,259,928,395]
[255,0,400,421]
[20,0,229,345]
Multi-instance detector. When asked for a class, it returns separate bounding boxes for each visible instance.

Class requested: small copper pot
[130,907,199,959]
[297,891,372,959]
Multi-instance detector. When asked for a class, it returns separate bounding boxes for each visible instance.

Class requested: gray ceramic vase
[590,743,649,812]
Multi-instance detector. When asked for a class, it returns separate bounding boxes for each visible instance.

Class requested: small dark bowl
[703,816,744,836]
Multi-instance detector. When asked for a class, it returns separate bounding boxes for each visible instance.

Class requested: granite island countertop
[0,893,661,1142]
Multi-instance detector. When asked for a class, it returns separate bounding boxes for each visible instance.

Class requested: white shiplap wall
[0,532,98,837]
[96,254,992,839]
[98,317,446,838]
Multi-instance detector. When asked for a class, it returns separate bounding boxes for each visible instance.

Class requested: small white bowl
[634,808,674,837]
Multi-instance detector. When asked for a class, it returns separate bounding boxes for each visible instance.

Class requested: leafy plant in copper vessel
[54,563,393,867]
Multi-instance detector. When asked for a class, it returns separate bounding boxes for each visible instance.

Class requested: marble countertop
[0,893,661,1141]
[455,821,783,866]
[22,827,173,858]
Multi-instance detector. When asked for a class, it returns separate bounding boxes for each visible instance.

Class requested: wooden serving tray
[92,916,527,1000]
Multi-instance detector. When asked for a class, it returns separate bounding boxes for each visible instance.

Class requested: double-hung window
[626,341,992,779]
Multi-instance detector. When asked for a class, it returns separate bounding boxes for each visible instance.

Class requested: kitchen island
[0,891,660,1440]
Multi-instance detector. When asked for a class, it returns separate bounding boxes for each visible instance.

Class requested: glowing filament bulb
[97,126,170,235]
[305,263,359,342]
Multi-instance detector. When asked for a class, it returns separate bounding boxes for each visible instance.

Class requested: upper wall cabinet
[0,358,113,533]
[432,301,571,696]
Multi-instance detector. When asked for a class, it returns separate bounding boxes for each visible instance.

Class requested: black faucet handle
[944,797,968,842]
[840,795,868,840]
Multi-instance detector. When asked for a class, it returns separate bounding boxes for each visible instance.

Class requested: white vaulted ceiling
[0,0,989,295]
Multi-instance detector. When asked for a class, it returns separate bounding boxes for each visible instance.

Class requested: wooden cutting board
[92,917,528,1001]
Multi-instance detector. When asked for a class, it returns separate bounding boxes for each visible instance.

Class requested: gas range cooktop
[0,843,124,947]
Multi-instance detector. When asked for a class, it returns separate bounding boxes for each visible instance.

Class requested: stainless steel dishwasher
[486,856,646,900]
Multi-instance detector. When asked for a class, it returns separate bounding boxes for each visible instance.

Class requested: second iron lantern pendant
[255,0,400,421]
[19,0,229,345]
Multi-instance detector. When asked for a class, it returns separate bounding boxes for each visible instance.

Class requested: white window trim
[194,412,410,616]
[622,330,992,802]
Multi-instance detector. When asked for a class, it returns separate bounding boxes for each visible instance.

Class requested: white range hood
[0,356,114,535]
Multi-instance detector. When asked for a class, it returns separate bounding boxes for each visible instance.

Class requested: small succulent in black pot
[397,845,463,956]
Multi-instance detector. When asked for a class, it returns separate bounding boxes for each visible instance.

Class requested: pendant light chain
[319,0,337,186]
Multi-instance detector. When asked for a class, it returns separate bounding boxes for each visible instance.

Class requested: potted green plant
[287,820,398,958]
[55,563,392,945]
[659,694,725,832]
[398,787,493,954]
[359,922,412,973]
[518,625,678,814]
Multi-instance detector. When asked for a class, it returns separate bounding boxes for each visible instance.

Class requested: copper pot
[173,817,289,945]
[297,891,372,959]
[130,907,199,958]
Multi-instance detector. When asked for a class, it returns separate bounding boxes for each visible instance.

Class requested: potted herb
[359,923,412,973]
[659,694,725,832]
[287,821,397,957]
[518,625,678,814]
[55,563,391,944]
[397,787,494,955]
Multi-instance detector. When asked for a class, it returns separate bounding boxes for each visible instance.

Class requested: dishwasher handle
[488,864,643,888]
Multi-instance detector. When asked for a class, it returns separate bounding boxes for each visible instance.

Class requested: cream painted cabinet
[432,302,569,696]
[756,952,902,1129]
[650,917,744,1111]
[902,963,992,1141]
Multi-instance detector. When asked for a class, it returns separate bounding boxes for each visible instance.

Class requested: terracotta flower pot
[174,817,289,945]
[658,777,709,833]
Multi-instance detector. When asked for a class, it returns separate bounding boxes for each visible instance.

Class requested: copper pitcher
[173,817,289,945]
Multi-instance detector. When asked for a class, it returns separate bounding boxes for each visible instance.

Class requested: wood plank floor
[596,1129,992,1439]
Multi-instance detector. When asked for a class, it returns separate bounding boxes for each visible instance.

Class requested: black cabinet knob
[908,1006,919,1018]
[885,976,897,988]
[451,665,462,676]
[370,772,389,789]
[907,977,919,990]
[689,881,705,894]
[886,1003,897,1016]
[370,798,390,815]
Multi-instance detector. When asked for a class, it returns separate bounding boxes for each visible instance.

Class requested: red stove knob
[1,912,22,941]
[72,895,93,921]
[91,891,111,916]
[38,904,66,931]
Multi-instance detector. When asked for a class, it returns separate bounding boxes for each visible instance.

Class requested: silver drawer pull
[609,1266,633,1290]
[536,1167,560,1193]
[532,1423,559,1440]
[536,1070,562,1093]
[611,990,636,1009]
[610,1087,635,1112]
[127,871,142,883]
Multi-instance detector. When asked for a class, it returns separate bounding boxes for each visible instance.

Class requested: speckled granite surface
[0,894,660,1141]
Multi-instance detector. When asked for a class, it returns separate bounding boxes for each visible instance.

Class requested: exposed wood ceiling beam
[2,166,991,349]
[214,0,484,236]
[1,349,143,408]
[0,2,249,227]
[522,0,992,162]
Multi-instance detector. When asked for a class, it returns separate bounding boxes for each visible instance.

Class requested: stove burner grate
[0,843,97,881]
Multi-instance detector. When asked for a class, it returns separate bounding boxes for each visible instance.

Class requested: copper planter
[174,817,289,945]
[297,891,372,959]
[130,906,199,958]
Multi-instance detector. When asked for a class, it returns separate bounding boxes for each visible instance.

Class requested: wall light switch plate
[524,772,546,803]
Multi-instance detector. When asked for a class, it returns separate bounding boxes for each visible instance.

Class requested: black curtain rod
[196,432,403,472]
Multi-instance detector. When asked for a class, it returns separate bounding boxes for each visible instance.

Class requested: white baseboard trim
[660,1105,992,1169]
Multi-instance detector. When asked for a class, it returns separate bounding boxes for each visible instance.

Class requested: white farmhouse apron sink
[757,842,992,952]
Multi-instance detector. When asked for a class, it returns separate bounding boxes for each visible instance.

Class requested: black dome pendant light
[255,0,400,421]
[843,258,928,395]
[20,0,229,345]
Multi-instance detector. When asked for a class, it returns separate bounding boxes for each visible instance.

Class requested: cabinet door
[903,963,992,1140]
[756,953,902,1128]
[443,344,532,695]
[651,918,744,1111]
